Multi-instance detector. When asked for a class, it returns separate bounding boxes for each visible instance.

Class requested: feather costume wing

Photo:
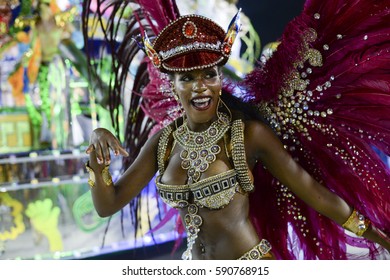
[242,0,390,259]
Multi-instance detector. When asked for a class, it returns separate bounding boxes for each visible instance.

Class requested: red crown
[143,12,241,72]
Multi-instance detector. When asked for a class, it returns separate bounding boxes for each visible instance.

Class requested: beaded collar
[173,114,230,183]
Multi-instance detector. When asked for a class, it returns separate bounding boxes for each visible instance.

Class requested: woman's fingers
[85,144,94,154]
[117,146,129,157]
[87,128,128,164]
[109,138,129,157]
[94,142,105,165]
[100,141,111,165]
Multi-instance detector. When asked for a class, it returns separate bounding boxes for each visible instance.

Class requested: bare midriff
[178,193,261,260]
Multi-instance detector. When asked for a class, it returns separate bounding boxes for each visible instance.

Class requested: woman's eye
[180,75,192,82]
[205,71,218,79]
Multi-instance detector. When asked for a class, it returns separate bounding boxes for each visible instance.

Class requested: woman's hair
[221,89,269,125]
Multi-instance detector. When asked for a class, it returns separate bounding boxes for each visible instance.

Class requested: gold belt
[238,239,272,260]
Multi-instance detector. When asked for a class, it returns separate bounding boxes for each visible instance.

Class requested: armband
[85,161,113,188]
[342,209,370,236]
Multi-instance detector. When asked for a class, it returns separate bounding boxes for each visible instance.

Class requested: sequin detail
[174,114,230,183]
[231,120,254,192]
[156,169,238,210]
[182,204,202,260]
[238,239,272,260]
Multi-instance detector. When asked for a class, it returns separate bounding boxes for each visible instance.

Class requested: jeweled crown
[142,10,241,72]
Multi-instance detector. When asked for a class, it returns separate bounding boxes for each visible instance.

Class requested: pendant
[181,204,202,260]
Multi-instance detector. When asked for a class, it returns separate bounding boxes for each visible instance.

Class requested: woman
[84,9,390,259]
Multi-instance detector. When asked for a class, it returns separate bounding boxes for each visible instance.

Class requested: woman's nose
[192,78,207,93]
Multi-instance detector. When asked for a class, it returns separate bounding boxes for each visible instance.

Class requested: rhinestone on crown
[182,20,198,39]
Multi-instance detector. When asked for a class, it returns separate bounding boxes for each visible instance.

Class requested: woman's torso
[156,119,264,259]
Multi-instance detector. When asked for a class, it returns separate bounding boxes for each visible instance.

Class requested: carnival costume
[82,0,390,259]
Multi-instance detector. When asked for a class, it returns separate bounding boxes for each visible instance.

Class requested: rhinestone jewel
[185,214,191,225]
[224,44,231,54]
[180,150,189,159]
[209,127,217,136]
[195,135,204,144]
[211,145,221,153]
[250,250,260,259]
[152,54,161,67]
[183,20,197,38]
[358,224,366,230]
[188,226,196,234]
[193,215,203,226]
[188,204,198,214]
[181,160,190,169]
[182,203,203,260]
[189,151,198,160]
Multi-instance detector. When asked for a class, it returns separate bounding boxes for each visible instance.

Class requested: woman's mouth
[191,97,212,110]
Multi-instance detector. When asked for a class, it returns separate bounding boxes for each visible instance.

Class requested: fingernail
[97,158,103,164]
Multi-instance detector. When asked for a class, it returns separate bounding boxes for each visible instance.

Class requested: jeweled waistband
[238,239,272,260]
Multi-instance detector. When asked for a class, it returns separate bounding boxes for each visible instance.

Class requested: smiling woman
[82,0,390,260]
[85,12,276,260]
[171,67,222,125]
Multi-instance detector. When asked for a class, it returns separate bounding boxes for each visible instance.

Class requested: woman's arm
[85,128,161,217]
[244,120,390,252]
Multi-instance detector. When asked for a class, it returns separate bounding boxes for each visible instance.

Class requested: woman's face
[172,66,222,126]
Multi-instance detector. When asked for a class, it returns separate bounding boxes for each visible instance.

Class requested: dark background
[238,0,306,47]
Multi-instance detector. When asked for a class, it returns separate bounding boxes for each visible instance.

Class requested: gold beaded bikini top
[155,119,254,210]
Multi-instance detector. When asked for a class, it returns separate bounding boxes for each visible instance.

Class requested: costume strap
[157,125,173,174]
[231,119,254,192]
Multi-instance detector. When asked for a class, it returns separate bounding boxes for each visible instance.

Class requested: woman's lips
[191,96,212,110]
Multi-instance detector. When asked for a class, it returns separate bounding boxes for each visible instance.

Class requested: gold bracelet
[101,165,113,186]
[342,209,371,236]
[85,161,113,188]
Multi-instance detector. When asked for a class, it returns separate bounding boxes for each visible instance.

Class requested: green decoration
[72,191,107,232]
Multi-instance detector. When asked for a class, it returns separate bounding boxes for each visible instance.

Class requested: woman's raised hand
[85,128,129,165]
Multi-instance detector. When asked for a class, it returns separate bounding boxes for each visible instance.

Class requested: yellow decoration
[54,6,77,28]
[0,113,32,153]
[15,31,30,43]
[25,199,63,252]
[0,193,25,241]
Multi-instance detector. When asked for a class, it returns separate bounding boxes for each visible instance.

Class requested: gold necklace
[173,113,230,183]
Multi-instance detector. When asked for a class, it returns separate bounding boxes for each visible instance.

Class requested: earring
[170,81,185,125]
[217,95,232,124]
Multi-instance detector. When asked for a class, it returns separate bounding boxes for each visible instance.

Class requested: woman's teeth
[192,97,211,109]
